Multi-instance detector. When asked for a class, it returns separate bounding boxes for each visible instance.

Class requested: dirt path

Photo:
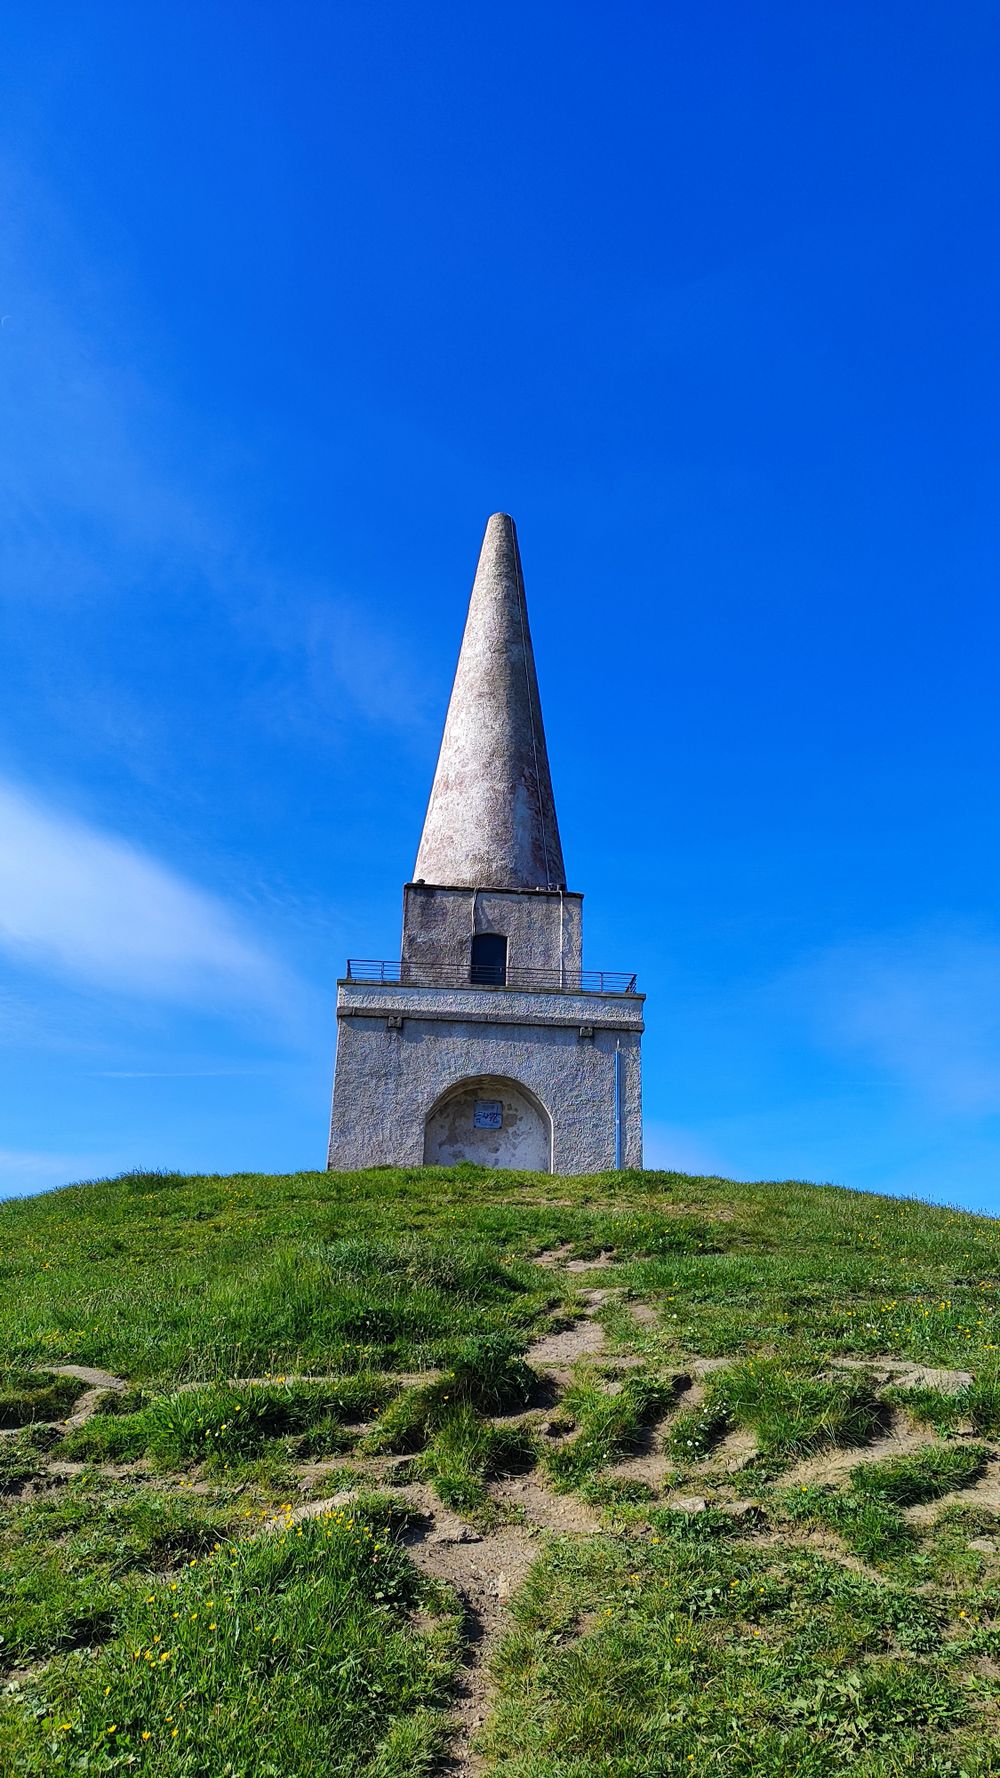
[15,1305,996,1774]
[402,1473,603,1775]
[401,1496,538,1775]
[523,1287,610,1401]
[780,1410,936,1489]
[831,1356,974,1393]
[0,1363,130,1435]
[265,1471,598,1776]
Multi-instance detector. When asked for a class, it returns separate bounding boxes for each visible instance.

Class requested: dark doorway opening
[470,932,508,986]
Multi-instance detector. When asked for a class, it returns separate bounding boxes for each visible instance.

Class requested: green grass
[887,1372,1000,1437]
[0,1368,86,1428]
[542,1373,676,1489]
[416,1403,537,1516]
[778,1483,916,1565]
[64,1374,404,1469]
[480,1524,971,1776]
[360,1331,536,1458]
[5,1164,1000,1383]
[850,1441,990,1506]
[0,1498,457,1776]
[3,1162,1000,1773]
[0,1476,238,1670]
[704,1358,888,1462]
[664,1401,730,1461]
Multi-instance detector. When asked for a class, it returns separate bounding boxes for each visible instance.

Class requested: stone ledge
[337,1006,645,1034]
[336,980,644,1032]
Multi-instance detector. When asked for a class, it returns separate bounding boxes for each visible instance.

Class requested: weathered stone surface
[328,982,643,1173]
[413,513,566,891]
[401,883,582,977]
[335,981,644,1031]
[327,511,644,1174]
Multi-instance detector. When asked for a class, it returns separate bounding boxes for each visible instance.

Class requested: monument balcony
[341,959,639,996]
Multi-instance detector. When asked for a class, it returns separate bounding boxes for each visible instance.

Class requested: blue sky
[2,2,999,1208]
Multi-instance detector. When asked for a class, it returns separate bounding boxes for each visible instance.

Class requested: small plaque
[474,1099,503,1129]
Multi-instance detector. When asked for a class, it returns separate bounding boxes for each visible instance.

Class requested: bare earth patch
[781,1410,936,1489]
[832,1356,975,1393]
[628,1301,660,1327]
[526,1288,609,1376]
[492,1474,601,1534]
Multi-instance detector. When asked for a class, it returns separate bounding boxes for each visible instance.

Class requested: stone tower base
[328,980,643,1175]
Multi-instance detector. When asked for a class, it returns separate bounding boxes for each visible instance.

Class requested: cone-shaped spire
[414,513,566,890]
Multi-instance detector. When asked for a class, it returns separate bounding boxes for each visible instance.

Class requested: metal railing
[343,959,639,996]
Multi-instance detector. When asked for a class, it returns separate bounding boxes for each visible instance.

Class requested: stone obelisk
[328,514,644,1174]
[414,512,565,891]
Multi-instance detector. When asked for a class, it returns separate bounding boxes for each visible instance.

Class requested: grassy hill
[2,1165,1000,1776]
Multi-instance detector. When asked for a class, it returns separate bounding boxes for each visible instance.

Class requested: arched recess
[423,1075,552,1172]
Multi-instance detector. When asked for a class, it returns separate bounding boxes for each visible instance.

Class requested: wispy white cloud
[89,1069,267,1079]
[791,927,1000,1116]
[241,573,436,744]
[0,776,292,1011]
[0,159,434,751]
[0,1148,113,1199]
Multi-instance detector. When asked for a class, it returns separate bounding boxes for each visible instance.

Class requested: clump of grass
[963,1372,1000,1434]
[121,1169,190,1194]
[664,1401,730,1461]
[416,1403,536,1515]
[321,1234,530,1302]
[93,1384,155,1416]
[850,1442,990,1507]
[705,1358,887,1460]
[1,1505,457,1776]
[542,1375,675,1490]
[780,1483,915,1563]
[362,1334,535,1457]
[64,1375,399,1469]
[884,1374,1000,1440]
[0,1369,86,1429]
[446,1331,535,1410]
[884,1383,971,1435]
[0,1424,60,1488]
[647,1504,744,1541]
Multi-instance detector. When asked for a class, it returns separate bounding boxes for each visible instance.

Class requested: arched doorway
[423,1075,552,1171]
